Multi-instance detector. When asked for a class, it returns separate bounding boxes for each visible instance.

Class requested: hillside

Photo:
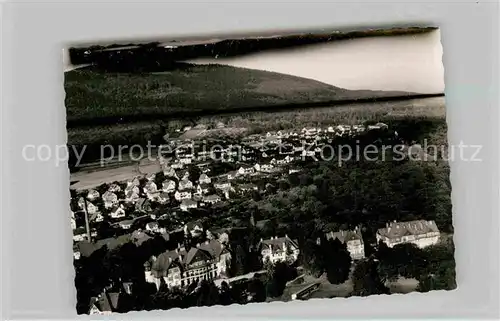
[64,63,416,124]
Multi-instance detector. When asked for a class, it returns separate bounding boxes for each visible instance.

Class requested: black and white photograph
[64,26,455,315]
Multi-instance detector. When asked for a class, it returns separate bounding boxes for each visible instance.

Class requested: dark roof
[377,220,439,239]
[150,241,226,276]
[89,291,121,313]
[261,236,298,252]
[326,228,363,244]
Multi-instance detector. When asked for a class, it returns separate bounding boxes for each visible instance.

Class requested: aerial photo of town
[65,27,455,315]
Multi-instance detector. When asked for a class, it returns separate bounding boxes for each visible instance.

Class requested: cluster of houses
[88,217,441,314]
[72,122,393,245]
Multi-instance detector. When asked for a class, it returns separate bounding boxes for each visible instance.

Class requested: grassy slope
[64,63,414,122]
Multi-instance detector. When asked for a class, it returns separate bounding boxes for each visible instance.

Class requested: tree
[247,278,266,302]
[323,238,352,285]
[196,280,220,307]
[187,165,201,183]
[351,259,390,297]
[266,262,297,298]
[230,244,247,277]
[219,281,233,305]
[376,242,427,282]
[300,239,324,278]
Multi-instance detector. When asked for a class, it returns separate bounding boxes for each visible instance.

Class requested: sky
[187,29,445,94]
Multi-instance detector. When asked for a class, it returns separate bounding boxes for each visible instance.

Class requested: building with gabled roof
[144,239,231,290]
[259,235,300,265]
[376,220,440,248]
[88,290,123,315]
[325,226,365,260]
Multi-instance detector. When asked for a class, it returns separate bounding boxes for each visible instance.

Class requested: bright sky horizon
[187,30,445,94]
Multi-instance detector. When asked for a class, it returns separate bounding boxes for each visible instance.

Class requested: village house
[259,235,300,265]
[325,227,365,260]
[198,173,211,184]
[73,245,81,260]
[376,220,440,248]
[175,190,192,201]
[203,194,221,205]
[70,216,77,230]
[145,172,156,181]
[128,177,141,187]
[90,211,104,223]
[237,166,255,176]
[109,205,126,219]
[157,192,170,204]
[88,290,123,315]
[184,221,204,237]
[163,166,178,179]
[214,179,231,190]
[143,181,158,197]
[144,240,232,290]
[118,219,134,230]
[73,228,88,242]
[87,189,100,201]
[124,183,140,200]
[178,178,193,191]
[171,161,184,169]
[102,191,119,209]
[180,199,198,211]
[78,198,99,215]
[108,183,122,193]
[179,156,193,164]
[238,183,258,193]
[195,183,211,196]
[227,171,238,180]
[162,179,176,193]
[146,222,160,233]
[135,198,152,212]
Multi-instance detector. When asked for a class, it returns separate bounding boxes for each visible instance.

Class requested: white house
[325,227,365,260]
[376,220,440,248]
[125,187,140,203]
[87,189,100,201]
[162,179,176,193]
[102,191,118,209]
[119,220,134,230]
[110,205,126,219]
[198,173,211,184]
[184,221,204,237]
[144,240,231,290]
[146,222,160,233]
[227,171,238,180]
[163,166,178,179]
[70,216,77,230]
[108,183,122,193]
[143,181,158,196]
[203,194,221,205]
[259,235,300,265]
[180,199,198,211]
[195,184,211,196]
[214,180,231,190]
[178,178,193,191]
[237,166,255,176]
[157,192,170,204]
[175,190,192,201]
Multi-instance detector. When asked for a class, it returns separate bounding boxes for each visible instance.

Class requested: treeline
[68,27,436,71]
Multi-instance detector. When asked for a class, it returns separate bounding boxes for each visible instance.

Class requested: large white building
[144,240,231,290]
[376,220,440,248]
[259,235,300,265]
[325,227,365,260]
